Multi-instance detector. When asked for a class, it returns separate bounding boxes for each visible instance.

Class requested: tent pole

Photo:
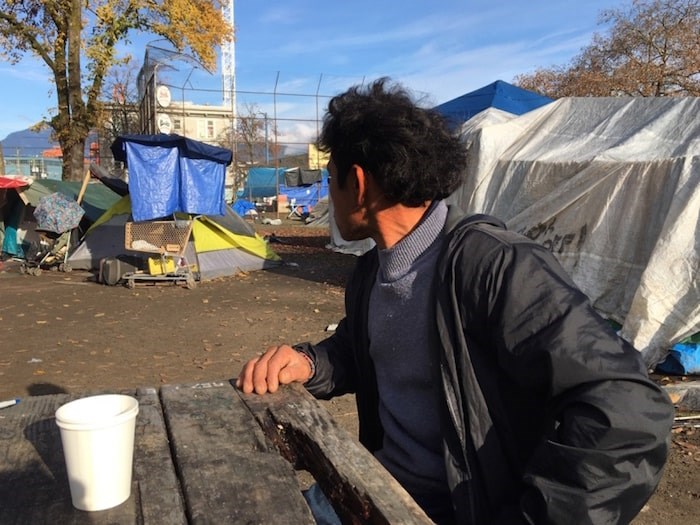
[76,168,91,205]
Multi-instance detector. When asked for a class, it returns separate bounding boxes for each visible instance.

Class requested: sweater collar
[377,200,448,281]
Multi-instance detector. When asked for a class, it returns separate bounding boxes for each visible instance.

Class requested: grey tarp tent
[447,97,700,367]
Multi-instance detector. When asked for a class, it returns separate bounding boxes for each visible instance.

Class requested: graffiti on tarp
[520,217,587,254]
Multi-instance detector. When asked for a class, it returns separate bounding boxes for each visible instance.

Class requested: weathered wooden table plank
[160,381,314,524]
[134,387,188,525]
[0,393,73,524]
[1,381,428,524]
[0,389,184,525]
[242,382,433,525]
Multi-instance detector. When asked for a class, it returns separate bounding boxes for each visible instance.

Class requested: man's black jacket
[297,208,673,524]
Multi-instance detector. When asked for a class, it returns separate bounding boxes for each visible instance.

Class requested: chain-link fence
[97,74,362,200]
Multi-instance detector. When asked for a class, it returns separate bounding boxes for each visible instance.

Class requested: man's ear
[348,164,367,209]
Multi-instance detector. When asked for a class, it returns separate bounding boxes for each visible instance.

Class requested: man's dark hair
[318,77,466,206]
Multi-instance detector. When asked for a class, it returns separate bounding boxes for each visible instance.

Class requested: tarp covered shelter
[70,136,280,278]
[281,169,329,212]
[434,80,553,128]
[240,167,329,211]
[241,167,286,200]
[111,134,231,221]
[448,96,700,367]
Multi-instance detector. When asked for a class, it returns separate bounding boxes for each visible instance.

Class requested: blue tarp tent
[111,135,232,221]
[434,80,552,128]
[241,167,329,211]
[280,169,329,211]
[232,198,257,217]
[241,167,286,199]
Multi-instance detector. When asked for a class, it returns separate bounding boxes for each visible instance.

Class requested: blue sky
[0,0,625,142]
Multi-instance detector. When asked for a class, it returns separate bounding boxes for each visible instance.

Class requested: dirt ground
[0,221,697,523]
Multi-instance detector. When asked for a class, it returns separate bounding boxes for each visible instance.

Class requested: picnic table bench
[0,380,431,524]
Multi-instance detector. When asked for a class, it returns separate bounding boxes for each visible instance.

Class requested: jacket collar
[444,205,506,235]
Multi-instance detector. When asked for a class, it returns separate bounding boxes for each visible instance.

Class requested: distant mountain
[1,128,57,158]
[1,127,99,158]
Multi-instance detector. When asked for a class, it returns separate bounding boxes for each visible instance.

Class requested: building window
[197,119,215,139]
[173,118,181,132]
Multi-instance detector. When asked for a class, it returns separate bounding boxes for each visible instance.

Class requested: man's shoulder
[443,209,552,272]
[449,211,504,232]
[446,209,527,246]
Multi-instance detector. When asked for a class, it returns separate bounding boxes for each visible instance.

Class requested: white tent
[448,96,700,367]
[309,196,375,256]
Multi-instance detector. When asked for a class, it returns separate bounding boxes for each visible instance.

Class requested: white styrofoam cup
[55,394,139,511]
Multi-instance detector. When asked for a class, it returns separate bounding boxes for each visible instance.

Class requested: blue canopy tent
[111,135,232,221]
[434,80,553,128]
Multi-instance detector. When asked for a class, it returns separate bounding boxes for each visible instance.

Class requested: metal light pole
[152,63,158,134]
[262,112,270,165]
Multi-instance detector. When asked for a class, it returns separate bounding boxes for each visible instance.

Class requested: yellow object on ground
[148,256,177,275]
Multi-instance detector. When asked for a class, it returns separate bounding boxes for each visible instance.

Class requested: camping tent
[447,96,700,367]
[433,80,553,128]
[68,195,281,278]
[0,177,120,258]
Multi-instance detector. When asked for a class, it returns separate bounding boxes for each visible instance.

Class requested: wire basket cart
[122,220,198,289]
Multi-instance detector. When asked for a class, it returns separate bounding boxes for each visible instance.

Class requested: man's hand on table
[236,344,313,394]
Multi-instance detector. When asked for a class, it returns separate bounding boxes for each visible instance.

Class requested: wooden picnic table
[0,380,431,524]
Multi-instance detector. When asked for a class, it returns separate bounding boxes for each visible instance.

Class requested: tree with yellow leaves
[0,0,233,181]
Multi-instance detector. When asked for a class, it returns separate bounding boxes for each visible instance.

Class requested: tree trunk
[60,0,86,182]
[59,140,85,182]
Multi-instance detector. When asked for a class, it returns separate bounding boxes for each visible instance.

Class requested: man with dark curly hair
[237,78,673,524]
